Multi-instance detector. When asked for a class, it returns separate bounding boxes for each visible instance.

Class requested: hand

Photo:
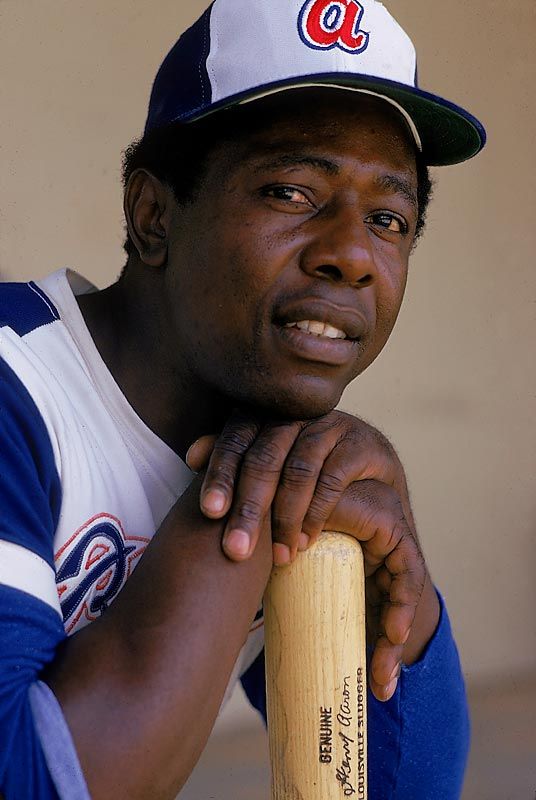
[322,478,427,700]
[187,410,437,700]
[186,410,409,563]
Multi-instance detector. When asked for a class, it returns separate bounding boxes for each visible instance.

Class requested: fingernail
[389,662,402,683]
[185,443,197,468]
[224,529,250,558]
[202,489,226,515]
[384,677,398,700]
[297,533,310,552]
[273,543,291,566]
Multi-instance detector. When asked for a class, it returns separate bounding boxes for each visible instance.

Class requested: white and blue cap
[145,0,486,166]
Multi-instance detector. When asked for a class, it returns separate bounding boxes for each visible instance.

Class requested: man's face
[163,91,419,419]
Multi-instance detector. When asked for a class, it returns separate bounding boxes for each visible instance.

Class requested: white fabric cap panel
[0,540,62,618]
[207,0,417,103]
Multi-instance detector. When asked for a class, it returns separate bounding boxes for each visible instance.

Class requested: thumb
[185,435,218,472]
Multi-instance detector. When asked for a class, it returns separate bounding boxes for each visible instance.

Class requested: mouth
[272,302,368,367]
[273,321,358,367]
[274,298,368,340]
[271,298,369,366]
[283,319,349,340]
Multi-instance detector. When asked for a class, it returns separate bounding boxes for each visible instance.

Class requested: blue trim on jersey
[0,585,66,799]
[0,356,62,568]
[145,4,214,133]
[0,282,59,337]
[241,593,470,799]
[240,647,266,722]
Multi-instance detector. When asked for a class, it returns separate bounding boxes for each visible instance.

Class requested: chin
[244,380,344,421]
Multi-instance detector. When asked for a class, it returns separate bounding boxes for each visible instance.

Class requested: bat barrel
[264,532,367,800]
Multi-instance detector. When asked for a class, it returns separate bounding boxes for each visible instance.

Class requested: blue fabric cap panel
[241,594,470,800]
[145,4,214,133]
[0,356,62,568]
[0,282,59,337]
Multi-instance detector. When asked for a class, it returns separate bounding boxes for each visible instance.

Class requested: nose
[300,206,377,287]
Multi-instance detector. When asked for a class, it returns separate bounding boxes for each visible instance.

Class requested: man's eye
[263,186,311,205]
[366,212,408,234]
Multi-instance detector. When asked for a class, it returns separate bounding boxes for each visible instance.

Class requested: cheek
[209,241,273,320]
[172,233,279,357]
[369,257,408,350]
[206,216,299,307]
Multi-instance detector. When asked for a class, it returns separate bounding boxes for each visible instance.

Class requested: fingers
[185,435,218,472]
[369,636,405,702]
[220,421,303,561]
[199,412,345,562]
[195,410,410,579]
[269,421,342,556]
[270,415,400,554]
[326,480,426,702]
[199,414,262,519]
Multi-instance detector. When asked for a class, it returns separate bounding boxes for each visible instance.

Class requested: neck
[76,267,232,459]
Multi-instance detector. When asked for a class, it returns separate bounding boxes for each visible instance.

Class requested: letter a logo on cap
[298,0,370,54]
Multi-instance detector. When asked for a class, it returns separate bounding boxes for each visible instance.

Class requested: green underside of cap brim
[329,76,485,166]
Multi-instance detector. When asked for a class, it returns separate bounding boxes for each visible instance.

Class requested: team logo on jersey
[55,513,150,634]
[298,0,370,54]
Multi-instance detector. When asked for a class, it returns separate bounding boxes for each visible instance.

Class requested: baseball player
[0,1,485,798]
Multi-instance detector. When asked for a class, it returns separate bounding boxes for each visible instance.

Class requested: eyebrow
[374,174,418,211]
[252,154,340,176]
[251,152,418,210]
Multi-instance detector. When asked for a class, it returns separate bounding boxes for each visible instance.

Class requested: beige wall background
[1,0,534,691]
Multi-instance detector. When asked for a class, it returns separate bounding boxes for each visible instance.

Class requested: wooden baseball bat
[264,532,367,800]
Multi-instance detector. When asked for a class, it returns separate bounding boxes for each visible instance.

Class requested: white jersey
[0,267,264,690]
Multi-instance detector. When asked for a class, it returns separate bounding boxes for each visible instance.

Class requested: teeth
[308,321,325,336]
[284,320,347,340]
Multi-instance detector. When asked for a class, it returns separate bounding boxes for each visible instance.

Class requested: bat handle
[264,531,368,800]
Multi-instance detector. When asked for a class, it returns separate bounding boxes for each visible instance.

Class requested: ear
[124,169,173,267]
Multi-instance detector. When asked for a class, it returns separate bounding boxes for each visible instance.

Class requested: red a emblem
[299,0,370,54]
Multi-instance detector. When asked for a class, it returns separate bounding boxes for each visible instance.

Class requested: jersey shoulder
[0,280,60,337]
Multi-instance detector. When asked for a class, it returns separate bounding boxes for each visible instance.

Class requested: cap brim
[182,73,486,167]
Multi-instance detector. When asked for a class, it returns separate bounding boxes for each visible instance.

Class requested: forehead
[213,88,419,174]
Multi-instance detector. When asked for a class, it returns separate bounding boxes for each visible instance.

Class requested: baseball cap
[145,0,486,166]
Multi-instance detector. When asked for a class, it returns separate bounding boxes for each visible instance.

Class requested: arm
[0,358,272,800]
[46,479,272,799]
[46,484,271,800]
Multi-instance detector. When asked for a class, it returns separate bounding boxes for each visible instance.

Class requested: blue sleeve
[368,593,470,799]
[1,587,63,799]
[240,593,470,800]
[29,682,90,800]
[0,354,75,799]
